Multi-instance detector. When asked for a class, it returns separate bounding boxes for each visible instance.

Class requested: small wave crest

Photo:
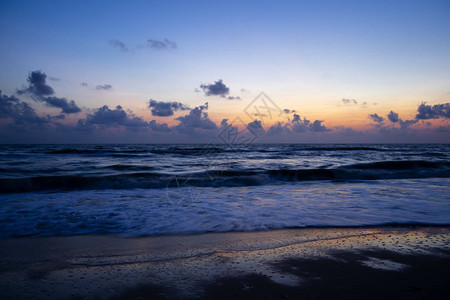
[1,160,448,193]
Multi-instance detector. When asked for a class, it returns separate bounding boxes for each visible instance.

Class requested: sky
[0,0,449,143]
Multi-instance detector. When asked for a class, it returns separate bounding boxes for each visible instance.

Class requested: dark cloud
[95,84,112,91]
[109,39,130,52]
[309,120,329,132]
[17,71,55,97]
[291,114,311,132]
[399,119,418,129]
[81,82,89,87]
[149,120,171,132]
[283,109,296,114]
[200,80,230,97]
[0,91,48,125]
[146,38,177,49]
[175,103,217,133]
[247,120,265,134]
[148,99,190,117]
[267,121,288,135]
[342,98,357,105]
[369,113,384,123]
[81,105,148,131]
[266,113,330,134]
[226,96,241,100]
[44,97,82,114]
[387,110,399,122]
[220,119,229,127]
[16,71,81,114]
[415,102,450,119]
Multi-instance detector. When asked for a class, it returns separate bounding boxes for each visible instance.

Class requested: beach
[1,226,449,299]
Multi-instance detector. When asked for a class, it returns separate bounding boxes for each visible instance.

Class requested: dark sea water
[0,144,449,237]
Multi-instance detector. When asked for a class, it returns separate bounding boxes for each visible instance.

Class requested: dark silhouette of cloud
[200,80,230,97]
[0,91,48,125]
[81,105,148,131]
[369,113,384,123]
[310,120,329,132]
[175,103,217,133]
[148,99,190,117]
[95,84,112,91]
[81,82,88,87]
[17,71,54,97]
[109,39,130,52]
[416,102,450,119]
[44,97,82,114]
[146,38,177,49]
[226,96,241,100]
[399,119,418,129]
[291,114,311,132]
[149,120,171,132]
[387,110,399,122]
[283,109,296,114]
[267,121,288,135]
[247,119,265,134]
[16,71,81,114]
[266,113,330,134]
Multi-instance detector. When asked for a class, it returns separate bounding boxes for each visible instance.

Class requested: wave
[1,160,448,193]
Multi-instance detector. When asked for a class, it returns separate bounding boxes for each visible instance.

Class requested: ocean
[0,144,449,238]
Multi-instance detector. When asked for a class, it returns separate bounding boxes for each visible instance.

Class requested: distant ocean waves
[1,144,449,237]
[0,159,449,193]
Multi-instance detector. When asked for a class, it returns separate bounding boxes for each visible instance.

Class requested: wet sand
[1,226,449,299]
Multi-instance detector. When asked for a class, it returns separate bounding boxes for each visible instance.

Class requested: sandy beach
[0,226,449,299]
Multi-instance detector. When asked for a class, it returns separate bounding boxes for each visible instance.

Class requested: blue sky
[0,0,449,143]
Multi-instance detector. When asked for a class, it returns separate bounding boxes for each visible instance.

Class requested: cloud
[247,119,265,134]
[48,76,60,81]
[399,119,418,129]
[16,71,81,114]
[109,39,130,52]
[95,84,112,91]
[283,109,296,114]
[368,113,384,123]
[146,38,177,49]
[175,103,217,133]
[44,97,82,114]
[309,120,329,132]
[415,102,450,119]
[0,91,48,125]
[387,110,399,122]
[267,121,289,135]
[226,96,241,100]
[342,98,358,105]
[80,82,89,87]
[148,99,190,117]
[17,71,55,97]
[81,105,148,131]
[291,114,311,132]
[200,79,230,97]
[149,120,171,132]
[266,113,330,134]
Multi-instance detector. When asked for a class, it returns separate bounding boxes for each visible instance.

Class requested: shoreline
[1,226,449,299]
